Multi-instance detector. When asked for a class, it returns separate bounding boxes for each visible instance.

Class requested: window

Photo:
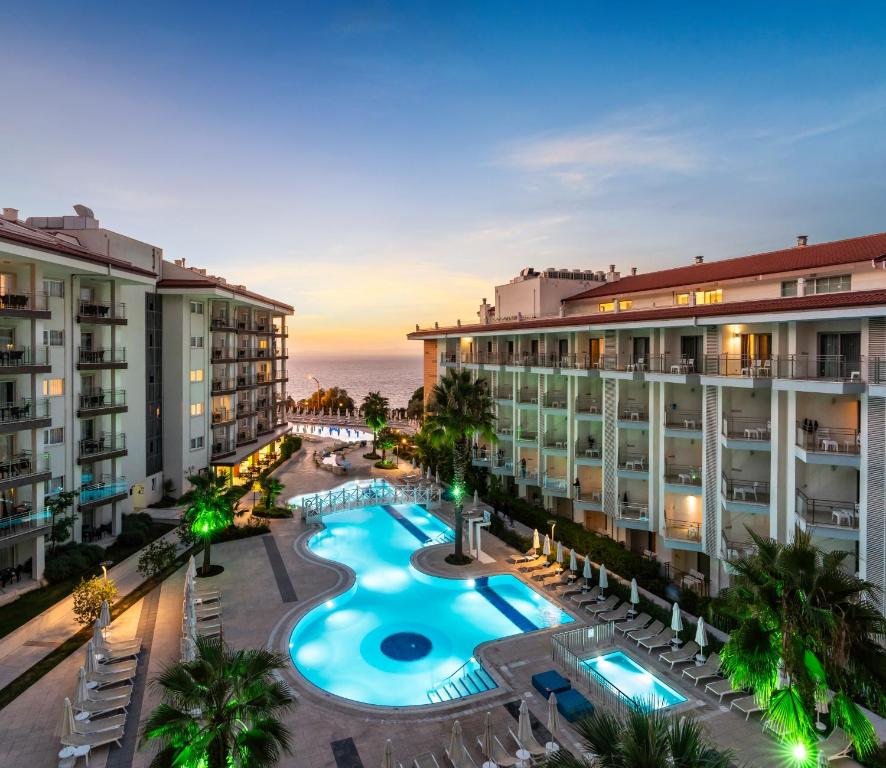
[43,279,64,298]
[781,280,798,297]
[813,274,851,294]
[45,476,65,495]
[190,336,204,348]
[189,369,204,383]
[190,403,204,416]
[599,301,615,312]
[619,299,633,310]
[44,427,64,445]
[675,292,691,305]
[695,289,722,305]
[43,329,64,346]
[190,436,205,450]
[190,301,204,314]
[42,378,64,396]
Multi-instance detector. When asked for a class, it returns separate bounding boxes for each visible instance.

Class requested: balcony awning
[210,423,292,467]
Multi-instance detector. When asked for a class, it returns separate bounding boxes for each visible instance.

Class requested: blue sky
[2,2,885,354]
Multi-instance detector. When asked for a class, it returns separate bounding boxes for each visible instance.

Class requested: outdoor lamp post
[547,519,557,541]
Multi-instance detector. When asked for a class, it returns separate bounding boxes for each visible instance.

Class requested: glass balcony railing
[0,397,49,424]
[79,477,128,505]
[78,389,126,412]
[0,508,50,541]
[78,300,126,321]
[78,433,126,460]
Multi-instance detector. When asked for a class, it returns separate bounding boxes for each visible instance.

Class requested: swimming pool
[289,502,573,707]
[582,651,686,710]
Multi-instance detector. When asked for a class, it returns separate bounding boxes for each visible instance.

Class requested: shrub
[43,542,105,584]
[114,529,148,548]
[213,520,270,542]
[71,575,118,626]
[137,539,178,578]
[280,434,301,459]
[373,459,397,470]
[251,506,292,519]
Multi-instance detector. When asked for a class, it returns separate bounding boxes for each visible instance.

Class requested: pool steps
[426,658,497,703]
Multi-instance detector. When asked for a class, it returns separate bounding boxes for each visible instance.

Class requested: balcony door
[740,333,771,366]
[632,336,649,363]
[680,335,702,371]
[818,332,860,378]
[588,337,601,366]
[0,381,13,407]
[0,273,16,295]
[0,327,14,349]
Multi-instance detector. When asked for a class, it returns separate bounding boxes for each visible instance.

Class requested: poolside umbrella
[99,599,111,630]
[84,640,99,676]
[532,529,540,551]
[92,620,107,654]
[628,577,640,618]
[671,603,684,647]
[186,555,197,579]
[598,564,608,601]
[583,555,592,590]
[435,468,440,485]
[542,535,551,557]
[694,618,709,663]
[412,457,416,469]
[75,666,90,705]
[555,541,564,565]
[569,549,578,573]
[181,636,197,663]
[546,692,561,752]
[517,699,533,754]
[480,711,496,768]
[57,697,75,740]
[449,720,466,764]
[382,740,395,768]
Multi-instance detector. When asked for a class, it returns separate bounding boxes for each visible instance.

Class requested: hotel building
[0,206,291,582]
[409,233,886,613]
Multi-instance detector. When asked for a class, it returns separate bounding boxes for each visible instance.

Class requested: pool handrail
[297,482,441,520]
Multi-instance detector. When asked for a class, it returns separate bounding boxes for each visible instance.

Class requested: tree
[46,490,78,552]
[260,477,284,510]
[361,391,389,456]
[546,708,734,768]
[298,386,355,413]
[72,575,119,626]
[406,386,425,420]
[141,636,294,768]
[137,539,179,579]
[376,427,397,462]
[182,474,236,577]
[719,528,885,761]
[422,369,494,561]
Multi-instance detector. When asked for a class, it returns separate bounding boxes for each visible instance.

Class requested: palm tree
[362,391,389,456]
[546,708,734,768]
[184,473,235,576]
[422,369,494,560]
[260,477,284,510]
[719,527,885,760]
[141,636,294,768]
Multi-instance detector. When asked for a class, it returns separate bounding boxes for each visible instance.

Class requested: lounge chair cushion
[531,669,571,698]
[556,689,595,722]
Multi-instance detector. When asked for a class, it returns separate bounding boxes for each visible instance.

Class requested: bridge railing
[296,483,441,521]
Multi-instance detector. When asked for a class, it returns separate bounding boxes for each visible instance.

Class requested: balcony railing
[494,387,513,399]
[235,317,252,331]
[796,490,859,529]
[211,377,236,393]
[773,355,862,382]
[77,347,126,365]
[576,489,602,504]
[702,354,772,377]
[212,346,236,361]
[516,430,538,442]
[646,355,698,375]
[0,450,49,481]
[616,502,649,521]
[257,421,273,434]
[78,300,126,321]
[795,421,860,455]
[212,409,234,425]
[575,440,600,459]
[237,347,256,359]
[0,291,48,312]
[575,396,601,415]
[236,375,256,388]
[495,423,513,436]
[210,315,236,330]
[721,475,770,504]
[543,436,568,450]
[78,389,126,412]
[619,454,648,472]
[722,416,771,440]
[516,469,539,483]
[665,518,702,542]
[79,476,128,505]
[492,457,514,472]
[664,464,701,486]
[237,429,256,444]
[0,347,49,367]
[237,402,255,417]
[0,508,50,541]
[665,411,702,430]
[601,355,650,372]
[78,433,126,460]
[542,474,567,491]
[543,393,568,408]
[212,438,236,458]
[0,397,49,424]
[619,407,647,422]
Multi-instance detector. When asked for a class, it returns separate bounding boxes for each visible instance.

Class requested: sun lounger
[540,573,569,587]
[412,752,442,768]
[570,587,601,606]
[476,735,517,768]
[556,688,595,722]
[94,644,139,663]
[444,743,476,768]
[818,727,853,762]
[189,603,222,620]
[627,620,664,642]
[507,548,537,564]
[532,566,562,581]
[75,691,131,717]
[101,636,142,653]
[89,668,136,687]
[508,726,547,757]
[730,695,763,720]
[585,596,619,616]
[75,713,127,734]
[658,641,699,669]
[682,654,721,685]
[615,613,651,635]
[517,556,547,572]
[598,603,630,622]
[705,678,744,702]
[636,628,673,653]
[84,681,133,701]
[61,725,125,749]
[95,657,137,676]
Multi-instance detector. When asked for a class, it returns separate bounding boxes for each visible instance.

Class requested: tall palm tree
[362,391,389,455]
[141,636,294,768]
[184,473,235,576]
[546,708,734,768]
[260,477,285,510]
[422,369,495,560]
[719,527,885,760]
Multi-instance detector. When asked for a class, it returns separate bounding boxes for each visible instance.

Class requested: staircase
[424,529,455,546]
[426,657,497,703]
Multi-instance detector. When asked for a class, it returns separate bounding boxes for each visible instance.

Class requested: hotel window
[43,279,64,298]
[781,280,798,297]
[813,274,851,294]
[0,274,16,294]
[43,329,64,346]
[190,436,204,450]
[599,301,615,312]
[258,339,268,350]
[190,403,204,416]
[45,475,65,495]
[190,301,204,314]
[190,369,204,383]
[43,427,64,445]
[675,292,691,305]
[619,300,632,310]
[696,289,722,305]
[42,378,64,396]
[190,336,204,348]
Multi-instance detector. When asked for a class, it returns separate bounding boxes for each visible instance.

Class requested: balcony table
[819,438,839,452]
[831,508,854,527]
[683,419,697,429]
[743,427,761,439]
[733,484,758,502]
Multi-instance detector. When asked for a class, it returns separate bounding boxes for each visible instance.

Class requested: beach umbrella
[57,697,76,740]
[481,712,496,768]
[381,740,395,768]
[435,468,440,485]
[569,549,578,573]
[84,640,99,675]
[181,636,197,663]
[75,666,90,705]
[186,555,197,579]
[183,615,197,642]
[694,618,709,663]
[532,529,540,551]
[473,490,480,508]
[671,603,684,646]
[542,535,551,557]
[99,599,111,629]
[583,555,592,589]
[598,564,608,601]
[517,699,533,751]
[448,721,466,764]
[546,692,561,752]
[628,577,640,617]
[555,541,564,565]
[92,620,108,655]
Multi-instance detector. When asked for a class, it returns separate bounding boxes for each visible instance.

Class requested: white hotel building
[409,233,886,612]
[0,206,291,582]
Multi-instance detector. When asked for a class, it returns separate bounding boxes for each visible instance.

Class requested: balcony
[257,421,273,435]
[237,429,256,446]
[272,326,288,338]
[575,441,601,464]
[254,319,271,334]
[495,424,513,440]
[616,502,649,526]
[618,406,647,426]
[236,346,257,360]
[515,429,538,444]
[574,489,603,511]
[0,291,50,318]
[211,315,236,331]
[236,374,257,389]
[600,355,647,380]
[77,433,127,463]
[542,474,568,496]
[236,401,256,418]
[516,391,539,406]
[543,436,568,453]
[491,457,514,475]
[795,422,860,468]
[211,377,236,395]
[0,508,50,543]
[664,464,702,492]
[235,316,253,332]
[77,347,127,370]
[721,475,770,514]
[493,387,513,401]
[212,408,234,425]
[721,416,771,449]
[0,397,51,433]
[773,355,862,383]
[211,346,237,363]
[515,469,539,484]
[79,476,128,509]
[575,397,602,418]
[0,346,51,373]
[543,393,569,410]
[211,437,236,460]
[618,455,648,475]
[0,450,51,491]
[77,389,127,416]
[471,446,491,467]
[664,411,702,435]
[796,490,859,539]
[645,355,699,379]
[664,518,703,546]
[77,300,126,325]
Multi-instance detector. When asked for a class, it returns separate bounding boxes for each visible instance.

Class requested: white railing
[297,483,441,520]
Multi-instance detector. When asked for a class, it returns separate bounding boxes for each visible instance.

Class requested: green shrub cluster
[280,434,302,459]
[43,542,105,584]
[112,512,155,548]
[251,506,292,519]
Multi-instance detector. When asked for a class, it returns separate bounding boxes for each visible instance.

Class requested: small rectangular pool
[582,651,686,710]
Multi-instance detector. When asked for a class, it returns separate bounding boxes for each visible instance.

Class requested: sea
[287,354,423,408]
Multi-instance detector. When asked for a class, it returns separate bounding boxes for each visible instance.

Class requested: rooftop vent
[631,267,638,276]
[694,255,704,264]
[797,235,808,247]
[1,208,18,222]
[174,258,186,267]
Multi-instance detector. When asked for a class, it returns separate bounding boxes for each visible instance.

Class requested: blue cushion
[531,670,571,698]
[556,688,595,722]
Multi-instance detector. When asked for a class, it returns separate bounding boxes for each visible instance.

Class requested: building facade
[0,206,292,582]
[410,232,886,613]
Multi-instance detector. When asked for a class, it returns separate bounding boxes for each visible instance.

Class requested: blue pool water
[289,502,573,706]
[583,651,686,710]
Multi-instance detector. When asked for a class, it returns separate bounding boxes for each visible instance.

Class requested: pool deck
[1,440,863,767]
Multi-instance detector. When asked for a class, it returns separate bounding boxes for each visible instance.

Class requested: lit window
[190,403,204,416]
[190,301,204,314]
[781,280,798,297]
[598,302,615,312]
[42,378,64,396]
[695,289,722,305]
[675,293,690,305]
[619,300,633,310]
[190,369,204,383]
[813,274,851,294]
[43,426,64,445]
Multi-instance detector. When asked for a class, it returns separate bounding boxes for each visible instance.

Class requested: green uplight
[451,483,464,504]
[791,742,808,763]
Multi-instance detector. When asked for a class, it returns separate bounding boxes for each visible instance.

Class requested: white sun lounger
[75,713,127,734]
[444,742,476,768]
[658,641,699,669]
[570,587,601,605]
[819,727,853,762]
[627,620,664,643]
[531,565,562,581]
[636,628,673,653]
[476,735,517,768]
[61,725,125,749]
[615,613,651,635]
[75,692,131,717]
[95,644,139,663]
[412,752,442,768]
[730,695,763,720]
[705,678,744,702]
[585,596,619,616]
[95,658,137,676]
[507,548,537,564]
[89,669,137,688]
[682,654,721,685]
[101,636,142,653]
[508,726,547,757]
[598,603,630,622]
[517,556,548,572]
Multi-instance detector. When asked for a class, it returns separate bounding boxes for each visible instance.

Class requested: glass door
[680,335,702,371]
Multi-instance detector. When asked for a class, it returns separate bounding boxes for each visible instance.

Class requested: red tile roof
[565,231,886,302]
[407,288,886,338]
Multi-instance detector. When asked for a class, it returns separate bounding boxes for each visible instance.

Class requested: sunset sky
[3,2,886,356]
